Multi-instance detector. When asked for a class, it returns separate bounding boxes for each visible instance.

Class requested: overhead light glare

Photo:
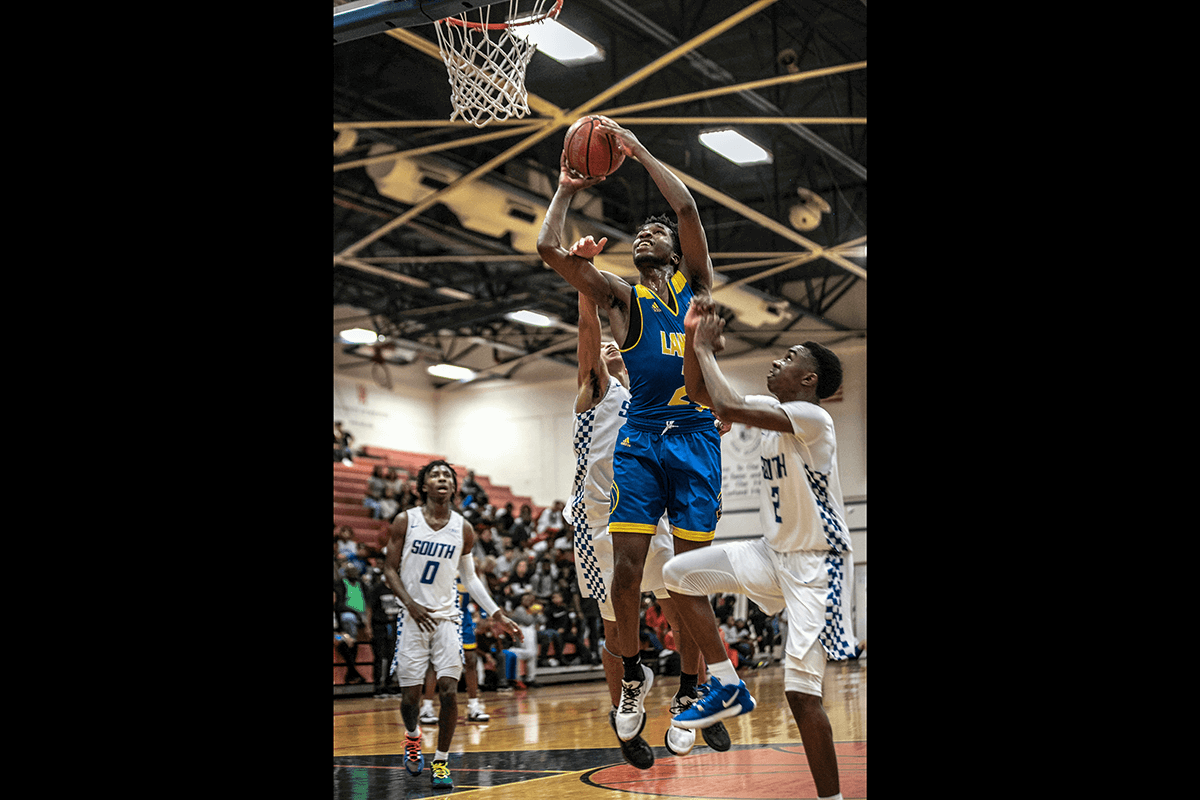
[517,19,604,64]
[698,129,773,166]
[506,309,555,327]
[427,363,478,381]
[339,327,378,344]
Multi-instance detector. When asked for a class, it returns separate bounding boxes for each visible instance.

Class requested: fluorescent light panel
[339,327,378,344]
[427,363,478,381]
[699,129,773,165]
[518,19,604,64]
[506,309,555,327]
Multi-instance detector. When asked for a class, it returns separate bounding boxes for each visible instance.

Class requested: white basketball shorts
[662,537,829,696]
[390,610,464,686]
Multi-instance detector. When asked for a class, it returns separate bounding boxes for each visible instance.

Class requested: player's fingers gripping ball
[564,115,625,179]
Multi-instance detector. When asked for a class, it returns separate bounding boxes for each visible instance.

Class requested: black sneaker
[608,708,654,769]
[701,720,731,751]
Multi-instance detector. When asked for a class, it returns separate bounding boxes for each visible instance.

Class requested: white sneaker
[614,665,654,741]
[419,707,438,725]
[467,705,490,722]
[664,694,696,756]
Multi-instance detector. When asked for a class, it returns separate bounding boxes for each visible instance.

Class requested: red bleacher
[333,449,543,556]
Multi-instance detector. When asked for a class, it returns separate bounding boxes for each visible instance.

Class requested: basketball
[563,115,625,179]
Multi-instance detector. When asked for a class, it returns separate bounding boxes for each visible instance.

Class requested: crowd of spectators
[332,445,784,692]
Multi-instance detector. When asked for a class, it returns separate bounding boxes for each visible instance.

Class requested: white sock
[708,659,739,685]
[435,750,449,763]
[818,794,842,800]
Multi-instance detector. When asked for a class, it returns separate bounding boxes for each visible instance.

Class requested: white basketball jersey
[566,376,631,528]
[399,507,465,621]
[749,395,851,555]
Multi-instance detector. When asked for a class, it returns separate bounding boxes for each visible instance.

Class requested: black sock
[677,671,698,698]
[622,654,643,683]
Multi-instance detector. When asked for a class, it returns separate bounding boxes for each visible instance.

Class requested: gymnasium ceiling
[333,0,866,391]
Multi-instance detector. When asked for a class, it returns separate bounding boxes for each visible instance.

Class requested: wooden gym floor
[333,658,867,799]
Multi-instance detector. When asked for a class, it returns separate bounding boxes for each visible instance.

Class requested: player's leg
[429,621,464,789]
[609,531,652,659]
[662,543,764,729]
[393,615,429,776]
[785,639,840,799]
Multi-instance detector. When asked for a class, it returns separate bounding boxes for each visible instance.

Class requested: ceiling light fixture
[518,19,604,64]
[698,129,773,166]
[506,309,555,327]
[427,363,478,381]
[339,327,379,344]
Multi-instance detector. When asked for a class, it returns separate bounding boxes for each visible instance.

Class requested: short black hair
[802,341,843,400]
[639,214,681,260]
[416,459,457,504]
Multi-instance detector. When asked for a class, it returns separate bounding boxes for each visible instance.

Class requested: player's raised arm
[537,151,631,317]
[691,311,791,433]
[596,120,714,294]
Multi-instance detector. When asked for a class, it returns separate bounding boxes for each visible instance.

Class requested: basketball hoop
[432,0,563,127]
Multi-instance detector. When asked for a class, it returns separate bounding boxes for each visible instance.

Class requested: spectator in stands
[362,465,386,515]
[334,589,364,683]
[503,593,541,688]
[508,504,536,549]
[530,557,556,602]
[385,467,405,497]
[734,618,757,664]
[579,593,603,664]
[493,544,517,580]
[334,564,369,684]
[335,525,358,559]
[347,544,372,577]
[473,521,501,561]
[495,502,515,537]
[334,421,355,465]
[366,466,388,504]
[367,567,401,695]
[479,556,505,598]
[534,500,566,548]
[462,471,483,503]
[552,524,574,555]
[473,615,507,692]
[503,559,535,608]
[376,486,400,522]
[540,590,588,666]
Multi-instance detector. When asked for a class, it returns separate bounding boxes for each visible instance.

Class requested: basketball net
[432,0,563,127]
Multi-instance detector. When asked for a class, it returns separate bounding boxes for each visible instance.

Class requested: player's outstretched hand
[569,235,608,260]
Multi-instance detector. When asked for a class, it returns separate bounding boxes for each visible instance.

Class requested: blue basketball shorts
[609,423,722,542]
[462,609,476,650]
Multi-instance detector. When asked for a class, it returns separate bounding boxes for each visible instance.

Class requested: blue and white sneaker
[671,676,755,729]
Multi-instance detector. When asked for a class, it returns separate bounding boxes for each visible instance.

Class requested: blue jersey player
[537,120,727,750]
